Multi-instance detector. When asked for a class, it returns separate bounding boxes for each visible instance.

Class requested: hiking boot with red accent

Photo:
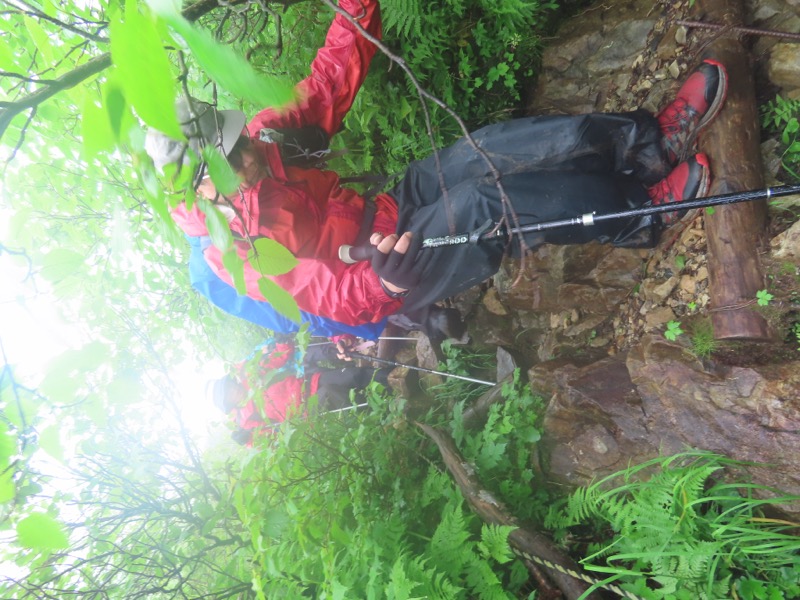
[657,59,728,164]
[647,153,711,225]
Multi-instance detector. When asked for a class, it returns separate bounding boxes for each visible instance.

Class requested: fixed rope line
[510,546,647,600]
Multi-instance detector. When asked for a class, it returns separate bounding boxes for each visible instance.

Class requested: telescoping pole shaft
[347,351,495,386]
[339,184,800,261]
[423,184,800,248]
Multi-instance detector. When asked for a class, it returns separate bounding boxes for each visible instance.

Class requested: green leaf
[24,16,54,65]
[197,198,233,251]
[202,146,240,196]
[0,469,15,504]
[103,79,137,143]
[37,426,63,462]
[257,277,301,323]
[247,238,298,276]
[148,0,296,108]
[0,422,15,468]
[81,98,116,159]
[110,3,182,139]
[16,513,69,550]
[39,342,109,405]
[39,249,85,283]
[0,38,18,71]
[222,248,246,295]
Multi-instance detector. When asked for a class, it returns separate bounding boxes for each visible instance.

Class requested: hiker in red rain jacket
[212,339,389,446]
[146,0,729,330]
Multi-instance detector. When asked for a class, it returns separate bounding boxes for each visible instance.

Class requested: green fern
[386,554,423,600]
[381,0,424,38]
[429,499,473,580]
[464,555,513,600]
[478,524,516,565]
[548,452,800,599]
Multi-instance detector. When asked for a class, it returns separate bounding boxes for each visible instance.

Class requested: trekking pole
[308,337,418,347]
[345,351,496,386]
[339,184,800,259]
[327,402,369,414]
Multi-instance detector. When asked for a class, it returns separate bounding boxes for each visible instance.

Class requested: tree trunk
[693,0,772,340]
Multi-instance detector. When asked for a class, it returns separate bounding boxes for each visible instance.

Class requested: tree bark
[693,0,771,340]
[417,422,604,600]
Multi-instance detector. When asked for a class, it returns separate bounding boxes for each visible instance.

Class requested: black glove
[370,234,431,295]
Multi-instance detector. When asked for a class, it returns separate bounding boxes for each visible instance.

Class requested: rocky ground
[388,0,800,515]
[445,0,800,371]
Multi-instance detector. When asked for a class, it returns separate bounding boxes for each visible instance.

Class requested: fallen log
[693,0,772,340]
[417,422,614,600]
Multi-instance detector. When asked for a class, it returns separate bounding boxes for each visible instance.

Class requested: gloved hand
[332,334,357,361]
[369,232,431,296]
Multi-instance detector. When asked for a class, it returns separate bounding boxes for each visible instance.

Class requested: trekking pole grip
[338,244,375,264]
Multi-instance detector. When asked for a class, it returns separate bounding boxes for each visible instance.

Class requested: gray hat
[144,97,247,173]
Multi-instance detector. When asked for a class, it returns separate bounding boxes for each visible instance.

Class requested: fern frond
[478,523,516,565]
[386,553,423,600]
[428,499,473,579]
[381,0,424,38]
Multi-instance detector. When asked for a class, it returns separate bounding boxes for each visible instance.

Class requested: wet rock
[415,333,441,371]
[586,20,656,74]
[482,287,509,315]
[679,274,696,295]
[770,219,800,262]
[641,275,679,304]
[496,346,518,382]
[495,244,643,316]
[768,43,800,91]
[643,305,675,329]
[534,335,800,517]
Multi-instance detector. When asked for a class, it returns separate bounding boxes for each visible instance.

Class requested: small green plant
[429,341,496,404]
[761,94,800,180]
[687,301,697,312]
[706,206,716,216]
[690,318,718,358]
[757,289,774,307]
[545,452,800,600]
[674,255,686,270]
[793,322,800,352]
[664,320,683,341]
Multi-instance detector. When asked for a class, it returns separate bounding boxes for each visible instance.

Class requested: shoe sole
[688,153,712,199]
[663,155,711,225]
[695,59,729,134]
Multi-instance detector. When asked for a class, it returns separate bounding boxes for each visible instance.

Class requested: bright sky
[0,178,225,445]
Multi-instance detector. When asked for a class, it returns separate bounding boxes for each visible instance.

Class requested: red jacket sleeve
[247,0,382,138]
[206,243,402,326]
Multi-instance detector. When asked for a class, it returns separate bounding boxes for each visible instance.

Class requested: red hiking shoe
[647,153,711,225]
[657,59,728,164]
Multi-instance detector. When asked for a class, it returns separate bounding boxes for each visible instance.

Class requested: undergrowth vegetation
[227,0,558,180]
[228,370,546,598]
[761,95,800,182]
[546,452,800,600]
[216,345,800,598]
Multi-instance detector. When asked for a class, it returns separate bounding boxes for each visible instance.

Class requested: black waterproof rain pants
[390,110,670,312]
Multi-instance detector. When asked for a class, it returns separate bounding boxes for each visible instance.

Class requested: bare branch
[6,0,109,43]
